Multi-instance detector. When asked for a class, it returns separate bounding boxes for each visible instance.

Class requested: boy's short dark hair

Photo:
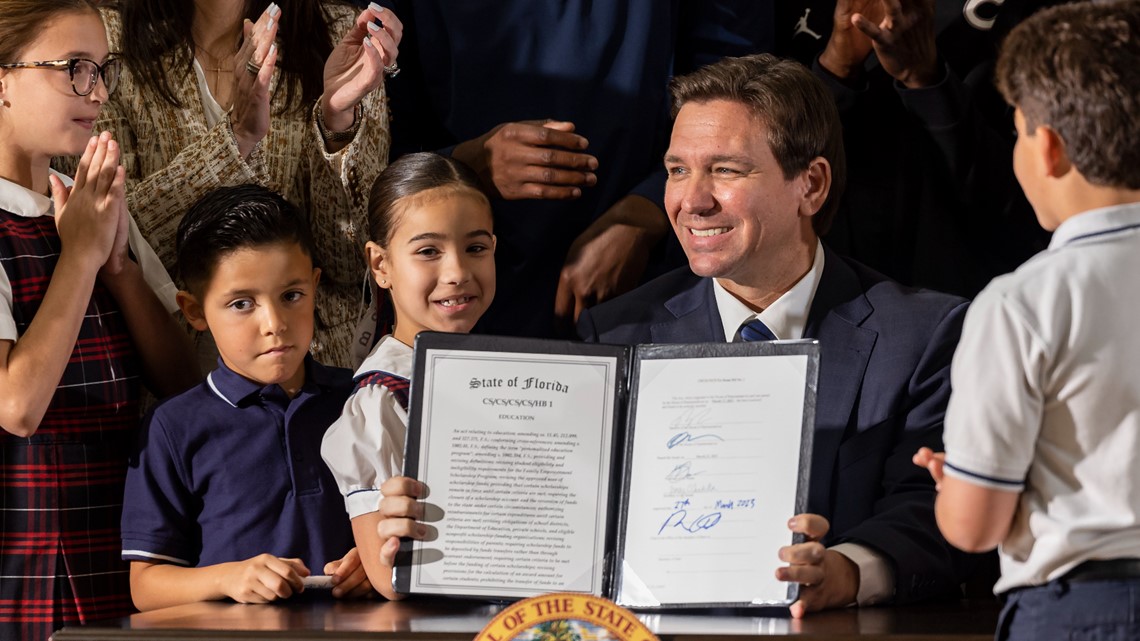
[176,185,317,295]
[668,53,847,235]
[996,0,1140,189]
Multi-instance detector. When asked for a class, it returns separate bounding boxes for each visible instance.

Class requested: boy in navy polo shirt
[121,185,372,610]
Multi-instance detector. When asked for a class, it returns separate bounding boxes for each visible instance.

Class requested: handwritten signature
[665,461,702,481]
[666,431,725,449]
[657,509,723,535]
[668,407,713,428]
[714,498,756,510]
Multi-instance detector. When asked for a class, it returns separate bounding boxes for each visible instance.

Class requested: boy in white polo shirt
[913,1,1140,639]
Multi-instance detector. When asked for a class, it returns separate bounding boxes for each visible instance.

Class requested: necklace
[195,44,237,110]
[196,45,236,75]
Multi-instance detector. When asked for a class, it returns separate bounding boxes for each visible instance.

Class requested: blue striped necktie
[738,318,777,342]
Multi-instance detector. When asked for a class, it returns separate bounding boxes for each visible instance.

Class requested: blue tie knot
[739,318,777,342]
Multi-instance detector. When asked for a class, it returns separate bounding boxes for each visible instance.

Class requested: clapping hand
[230,3,280,158]
[49,132,126,273]
[320,3,403,133]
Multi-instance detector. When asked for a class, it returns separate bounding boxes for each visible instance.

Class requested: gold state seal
[474,593,658,641]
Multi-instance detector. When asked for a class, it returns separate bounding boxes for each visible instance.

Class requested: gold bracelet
[315,101,361,142]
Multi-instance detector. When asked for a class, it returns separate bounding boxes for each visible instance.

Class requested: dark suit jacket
[578,246,969,604]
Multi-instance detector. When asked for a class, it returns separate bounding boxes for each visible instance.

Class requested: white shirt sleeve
[0,266,16,342]
[831,542,895,605]
[321,384,408,519]
[126,212,179,314]
[943,287,1044,491]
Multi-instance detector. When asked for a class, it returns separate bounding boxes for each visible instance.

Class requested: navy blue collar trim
[1062,222,1140,246]
[943,461,1023,488]
[207,354,335,406]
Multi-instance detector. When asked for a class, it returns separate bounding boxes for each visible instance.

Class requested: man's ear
[1036,125,1073,179]
[176,291,209,332]
[311,266,322,288]
[798,157,832,218]
[365,241,391,289]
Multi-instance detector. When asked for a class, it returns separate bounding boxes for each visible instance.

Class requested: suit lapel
[650,276,726,343]
[804,249,877,515]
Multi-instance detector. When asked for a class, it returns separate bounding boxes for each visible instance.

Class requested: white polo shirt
[0,171,179,341]
[943,201,1140,594]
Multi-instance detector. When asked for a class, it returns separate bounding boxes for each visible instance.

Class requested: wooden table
[55,596,1001,641]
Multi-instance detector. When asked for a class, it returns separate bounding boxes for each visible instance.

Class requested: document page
[618,353,811,606]
[406,348,620,598]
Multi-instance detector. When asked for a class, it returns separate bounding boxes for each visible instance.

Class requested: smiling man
[579,54,976,615]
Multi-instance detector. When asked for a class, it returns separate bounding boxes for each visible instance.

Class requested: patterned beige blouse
[83,5,389,369]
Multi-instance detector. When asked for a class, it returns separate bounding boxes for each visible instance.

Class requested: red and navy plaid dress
[0,208,140,640]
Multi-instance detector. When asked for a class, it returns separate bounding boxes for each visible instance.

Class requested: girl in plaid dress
[0,2,198,638]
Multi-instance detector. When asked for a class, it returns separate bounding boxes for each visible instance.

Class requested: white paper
[409,349,619,598]
[619,354,809,606]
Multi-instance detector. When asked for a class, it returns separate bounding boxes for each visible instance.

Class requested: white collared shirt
[713,239,826,341]
[0,171,179,341]
[710,239,893,606]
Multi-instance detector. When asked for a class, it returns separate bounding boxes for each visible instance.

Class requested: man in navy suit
[579,54,971,616]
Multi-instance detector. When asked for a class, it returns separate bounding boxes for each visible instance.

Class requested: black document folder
[395,332,820,609]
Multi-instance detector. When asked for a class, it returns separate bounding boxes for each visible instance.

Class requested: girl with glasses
[67,0,403,372]
[0,2,198,638]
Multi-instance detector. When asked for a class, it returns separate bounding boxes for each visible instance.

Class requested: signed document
[616,345,816,606]
[397,334,819,609]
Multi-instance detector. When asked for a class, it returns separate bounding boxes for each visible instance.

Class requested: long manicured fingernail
[268,3,280,17]
[266,17,274,31]
[369,2,384,13]
[268,43,277,58]
[367,21,381,33]
[363,36,375,48]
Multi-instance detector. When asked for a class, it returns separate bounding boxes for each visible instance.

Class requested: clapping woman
[84,0,401,368]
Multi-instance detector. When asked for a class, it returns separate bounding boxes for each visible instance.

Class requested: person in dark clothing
[777,0,1054,298]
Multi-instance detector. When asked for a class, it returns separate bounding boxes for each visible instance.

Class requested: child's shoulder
[144,376,222,431]
[309,358,356,398]
[354,335,413,379]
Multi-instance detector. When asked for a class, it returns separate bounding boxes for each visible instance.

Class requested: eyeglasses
[0,57,121,96]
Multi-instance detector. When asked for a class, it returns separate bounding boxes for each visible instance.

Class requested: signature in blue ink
[665,461,703,481]
[667,431,725,449]
[668,407,712,428]
[657,509,723,535]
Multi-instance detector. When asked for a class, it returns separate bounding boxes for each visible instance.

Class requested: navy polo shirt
[122,356,355,570]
